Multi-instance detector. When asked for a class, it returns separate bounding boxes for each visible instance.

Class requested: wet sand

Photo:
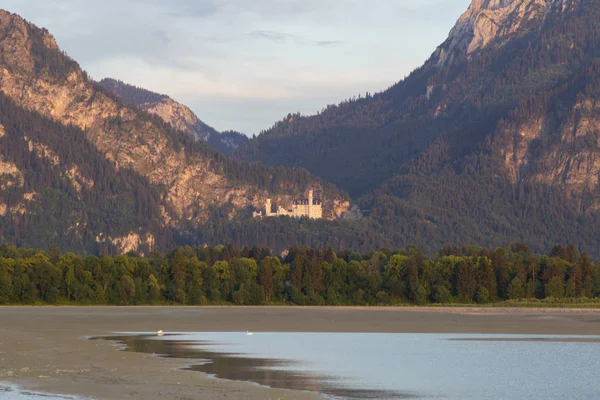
[2,306,600,399]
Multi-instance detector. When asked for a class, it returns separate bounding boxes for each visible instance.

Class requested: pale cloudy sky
[3,0,471,135]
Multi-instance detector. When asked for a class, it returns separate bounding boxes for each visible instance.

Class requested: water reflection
[94,335,422,400]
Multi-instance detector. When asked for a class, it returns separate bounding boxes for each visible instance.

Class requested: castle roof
[294,197,322,205]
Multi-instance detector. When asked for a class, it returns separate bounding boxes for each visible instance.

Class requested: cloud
[249,30,345,48]
[161,0,221,18]
[219,0,328,19]
[150,29,171,46]
[249,30,292,42]
[315,40,345,47]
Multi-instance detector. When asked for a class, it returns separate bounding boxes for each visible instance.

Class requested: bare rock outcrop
[431,0,571,66]
[98,78,249,155]
[497,96,600,190]
[140,97,213,142]
[0,155,23,190]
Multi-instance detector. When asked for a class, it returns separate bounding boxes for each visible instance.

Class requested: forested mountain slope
[0,91,173,254]
[233,0,600,256]
[99,78,248,156]
[238,0,596,196]
[0,9,348,254]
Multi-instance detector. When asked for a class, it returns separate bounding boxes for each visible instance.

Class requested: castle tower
[266,198,272,216]
[308,190,313,218]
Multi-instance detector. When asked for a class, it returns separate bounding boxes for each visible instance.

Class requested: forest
[1,243,598,306]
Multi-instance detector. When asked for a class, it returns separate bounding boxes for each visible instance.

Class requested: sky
[3,0,471,135]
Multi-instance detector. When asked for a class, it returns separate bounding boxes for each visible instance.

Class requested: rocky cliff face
[431,0,575,66]
[99,78,248,155]
[141,97,249,155]
[141,97,213,141]
[497,92,600,192]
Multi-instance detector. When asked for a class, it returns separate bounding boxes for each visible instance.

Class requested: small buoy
[157,330,164,336]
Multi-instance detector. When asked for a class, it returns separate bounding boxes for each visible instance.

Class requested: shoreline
[0,382,87,399]
[2,306,600,400]
[5,304,600,313]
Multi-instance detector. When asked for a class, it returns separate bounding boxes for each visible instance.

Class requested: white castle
[254,190,323,219]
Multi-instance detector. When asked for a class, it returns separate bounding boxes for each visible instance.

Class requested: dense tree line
[1,243,599,306]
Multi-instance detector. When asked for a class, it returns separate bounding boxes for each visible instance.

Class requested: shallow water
[0,383,87,400]
[97,332,600,400]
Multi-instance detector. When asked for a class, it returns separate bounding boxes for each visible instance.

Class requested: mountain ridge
[99,78,248,155]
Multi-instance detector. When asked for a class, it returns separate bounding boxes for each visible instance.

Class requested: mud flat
[1,306,600,399]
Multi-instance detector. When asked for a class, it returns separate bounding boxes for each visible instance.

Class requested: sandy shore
[2,306,600,399]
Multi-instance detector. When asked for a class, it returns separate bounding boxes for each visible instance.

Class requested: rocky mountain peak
[0,9,59,57]
[431,0,569,66]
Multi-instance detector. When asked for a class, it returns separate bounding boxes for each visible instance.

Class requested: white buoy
[157,330,164,336]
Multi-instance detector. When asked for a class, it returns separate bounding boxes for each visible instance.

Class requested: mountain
[99,78,248,155]
[432,0,555,67]
[236,0,600,255]
[4,2,600,257]
[0,9,349,254]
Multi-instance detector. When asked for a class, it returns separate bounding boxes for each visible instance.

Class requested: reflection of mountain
[99,335,405,400]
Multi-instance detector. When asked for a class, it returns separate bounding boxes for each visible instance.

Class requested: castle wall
[259,191,323,219]
[309,204,322,219]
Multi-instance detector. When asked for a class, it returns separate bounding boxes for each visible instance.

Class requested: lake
[97,332,600,400]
